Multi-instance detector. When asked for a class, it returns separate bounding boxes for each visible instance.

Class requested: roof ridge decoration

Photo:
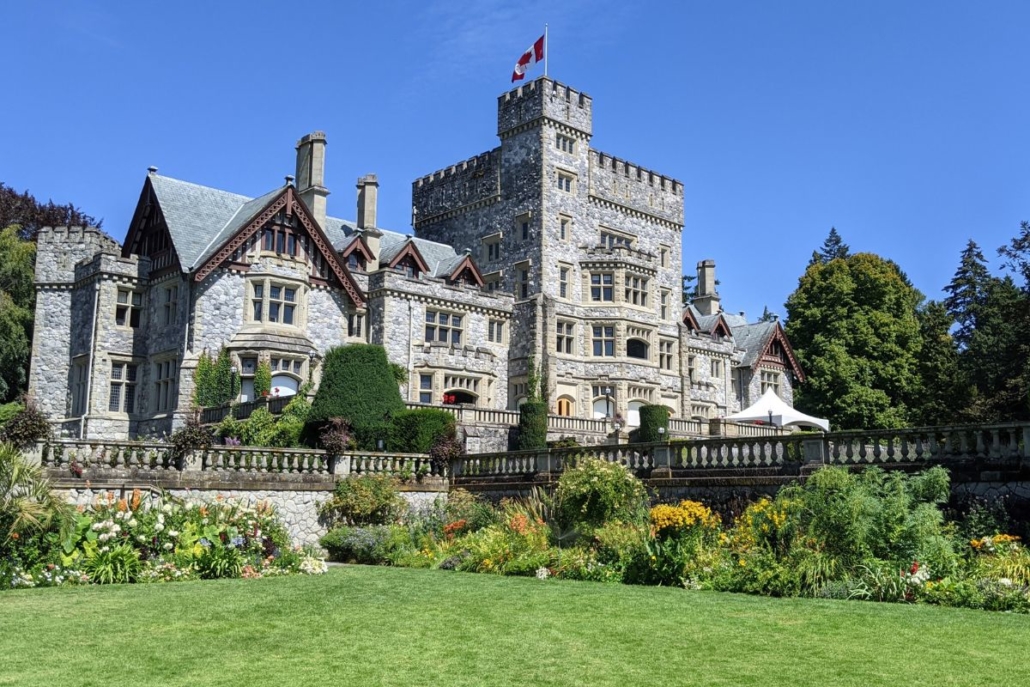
[192,186,365,308]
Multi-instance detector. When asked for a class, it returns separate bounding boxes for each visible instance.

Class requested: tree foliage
[812,227,851,265]
[306,344,404,450]
[785,252,923,429]
[0,227,36,402]
[0,182,101,239]
[943,238,1029,422]
[911,301,966,426]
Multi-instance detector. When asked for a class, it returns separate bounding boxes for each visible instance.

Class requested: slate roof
[729,319,777,368]
[149,175,253,269]
[149,174,462,277]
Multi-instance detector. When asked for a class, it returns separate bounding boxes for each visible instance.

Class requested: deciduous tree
[785,252,923,429]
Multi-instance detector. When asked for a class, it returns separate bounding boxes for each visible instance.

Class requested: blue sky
[4,1,1028,321]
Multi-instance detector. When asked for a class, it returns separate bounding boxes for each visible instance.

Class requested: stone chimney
[693,259,721,316]
[295,132,329,229]
[357,174,378,229]
[357,174,381,270]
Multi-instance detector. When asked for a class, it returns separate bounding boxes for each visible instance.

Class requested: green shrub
[548,436,580,449]
[389,408,456,453]
[320,525,409,565]
[253,361,272,397]
[83,542,142,585]
[0,402,24,430]
[216,415,244,443]
[0,402,52,449]
[517,401,547,450]
[444,489,501,532]
[637,405,670,443]
[318,474,406,526]
[240,407,277,447]
[554,458,647,530]
[306,345,405,449]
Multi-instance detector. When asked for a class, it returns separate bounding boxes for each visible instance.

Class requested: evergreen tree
[810,227,850,266]
[911,301,966,425]
[785,252,923,429]
[759,306,776,322]
[943,237,1029,421]
[306,344,405,449]
[943,240,991,351]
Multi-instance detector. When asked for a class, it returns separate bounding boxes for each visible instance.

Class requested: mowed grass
[1,567,1027,687]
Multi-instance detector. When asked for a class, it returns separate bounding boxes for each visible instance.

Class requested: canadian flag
[512,35,545,82]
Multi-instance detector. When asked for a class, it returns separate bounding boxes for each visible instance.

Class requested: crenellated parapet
[588,150,684,228]
[35,226,121,284]
[412,149,502,227]
[497,77,592,138]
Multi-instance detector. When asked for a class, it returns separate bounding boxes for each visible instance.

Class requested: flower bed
[318,463,1030,613]
[3,489,326,589]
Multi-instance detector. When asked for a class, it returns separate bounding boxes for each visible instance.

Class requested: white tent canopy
[725,388,830,432]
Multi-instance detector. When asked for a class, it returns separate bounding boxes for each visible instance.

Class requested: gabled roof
[730,319,805,382]
[384,239,431,274]
[684,304,732,336]
[440,254,484,286]
[138,174,364,307]
[145,174,255,269]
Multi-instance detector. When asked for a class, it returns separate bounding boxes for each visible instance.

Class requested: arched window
[556,396,574,416]
[443,390,476,405]
[626,339,649,360]
[627,400,645,427]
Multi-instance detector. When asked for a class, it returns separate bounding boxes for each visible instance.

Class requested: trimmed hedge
[517,401,548,450]
[389,408,456,453]
[306,344,404,450]
[637,404,671,443]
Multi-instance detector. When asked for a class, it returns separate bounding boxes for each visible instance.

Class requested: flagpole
[544,24,549,77]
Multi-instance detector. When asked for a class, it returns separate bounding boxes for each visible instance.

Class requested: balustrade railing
[36,440,440,478]
[672,435,806,470]
[825,424,1029,466]
[667,418,705,436]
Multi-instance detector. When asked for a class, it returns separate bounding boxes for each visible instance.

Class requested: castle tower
[413,77,685,422]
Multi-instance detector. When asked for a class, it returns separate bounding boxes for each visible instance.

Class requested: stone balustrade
[449,421,1030,482]
[31,439,441,478]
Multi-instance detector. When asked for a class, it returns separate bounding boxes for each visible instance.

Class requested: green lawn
[1,566,1026,686]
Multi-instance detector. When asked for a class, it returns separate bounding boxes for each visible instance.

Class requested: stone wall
[53,483,444,549]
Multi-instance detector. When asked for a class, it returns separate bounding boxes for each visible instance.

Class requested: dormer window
[347,253,366,271]
[394,257,420,279]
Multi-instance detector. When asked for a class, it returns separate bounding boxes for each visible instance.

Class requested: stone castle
[28,77,804,448]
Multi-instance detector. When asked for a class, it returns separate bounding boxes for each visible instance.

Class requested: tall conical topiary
[306,344,405,450]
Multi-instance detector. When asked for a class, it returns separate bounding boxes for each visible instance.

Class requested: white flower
[91,523,102,532]
[154,523,164,532]
[162,543,173,551]
[168,530,179,538]
[127,519,137,528]
[535,567,551,580]
[161,504,172,514]
[157,514,165,524]
[999,578,1013,587]
[100,546,110,553]
[137,535,147,543]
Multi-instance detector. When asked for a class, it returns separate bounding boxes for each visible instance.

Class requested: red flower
[910,561,920,575]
